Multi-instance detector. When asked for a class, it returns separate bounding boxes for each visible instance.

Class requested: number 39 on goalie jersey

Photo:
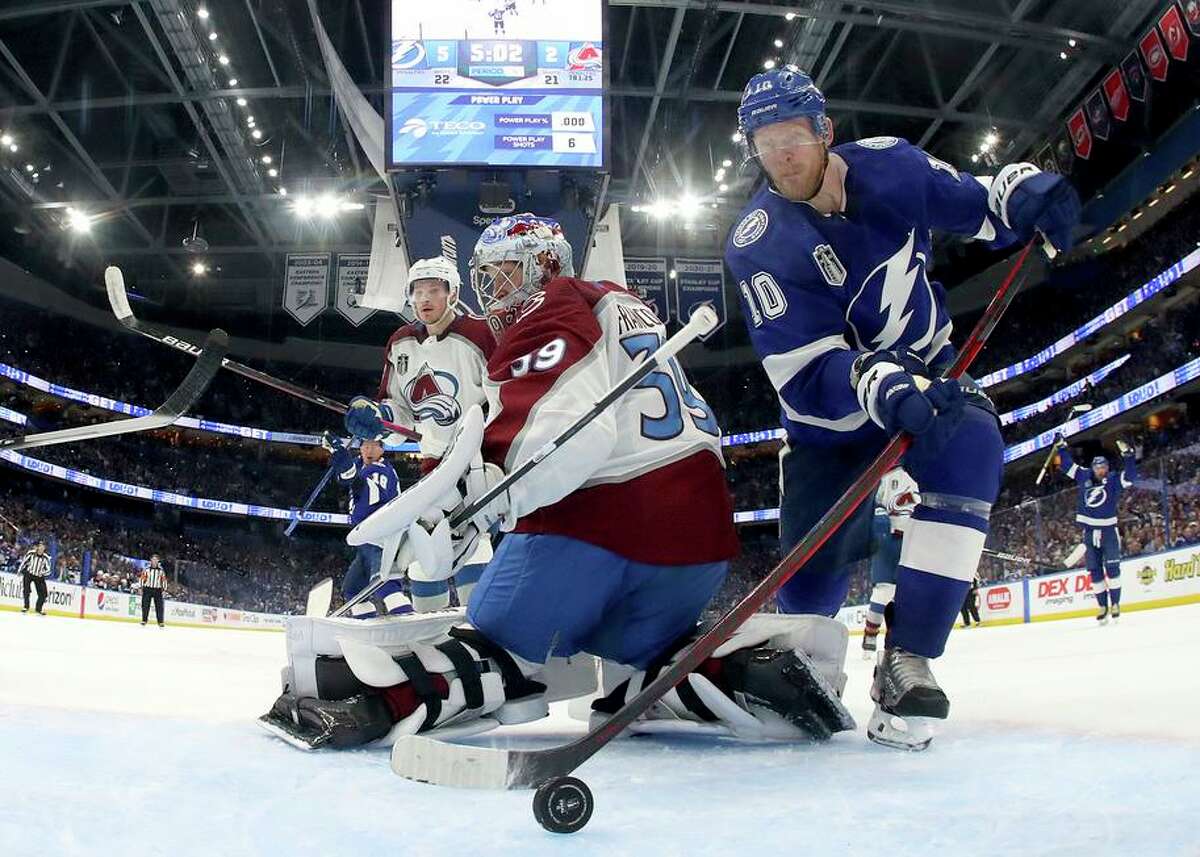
[481,278,740,566]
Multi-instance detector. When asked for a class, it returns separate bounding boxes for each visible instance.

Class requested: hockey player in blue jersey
[324,434,408,615]
[724,65,1081,749]
[1055,436,1136,624]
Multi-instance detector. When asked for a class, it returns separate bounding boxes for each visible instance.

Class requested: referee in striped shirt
[140,554,166,627]
[18,541,51,615]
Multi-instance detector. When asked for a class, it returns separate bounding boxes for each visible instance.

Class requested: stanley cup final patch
[732,209,769,247]
[812,244,847,287]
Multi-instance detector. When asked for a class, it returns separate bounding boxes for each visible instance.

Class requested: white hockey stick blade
[391,735,513,789]
[305,577,333,617]
[0,329,228,452]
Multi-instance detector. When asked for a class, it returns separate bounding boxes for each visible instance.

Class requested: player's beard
[767,144,829,203]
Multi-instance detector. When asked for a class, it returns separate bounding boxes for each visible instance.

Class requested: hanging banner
[1102,69,1130,122]
[1035,144,1058,174]
[1160,3,1191,62]
[334,254,376,326]
[1185,0,1200,37]
[1121,51,1149,101]
[623,257,670,322]
[1067,107,1092,160]
[1140,28,1169,82]
[283,254,330,326]
[1084,89,1111,141]
[360,197,409,314]
[672,259,726,340]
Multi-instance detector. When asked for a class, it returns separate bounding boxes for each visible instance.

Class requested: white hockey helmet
[469,213,574,334]
[406,256,461,325]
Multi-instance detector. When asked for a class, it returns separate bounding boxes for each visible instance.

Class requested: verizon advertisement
[0,572,285,631]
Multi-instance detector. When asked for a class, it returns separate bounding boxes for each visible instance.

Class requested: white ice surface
[1,607,1197,856]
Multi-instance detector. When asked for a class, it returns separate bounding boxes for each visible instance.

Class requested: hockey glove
[344,396,395,440]
[407,451,509,581]
[988,163,1082,253]
[1115,438,1133,457]
[852,350,964,457]
[320,430,347,454]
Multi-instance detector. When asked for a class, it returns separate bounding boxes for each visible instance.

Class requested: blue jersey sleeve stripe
[762,334,850,391]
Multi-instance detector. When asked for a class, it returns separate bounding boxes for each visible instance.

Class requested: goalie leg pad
[595,614,855,742]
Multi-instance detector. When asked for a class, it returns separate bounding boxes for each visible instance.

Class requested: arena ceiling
[0,0,1165,308]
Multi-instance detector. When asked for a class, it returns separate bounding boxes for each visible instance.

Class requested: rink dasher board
[0,571,286,632]
[835,543,1200,632]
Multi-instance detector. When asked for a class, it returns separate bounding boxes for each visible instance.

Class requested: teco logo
[986,587,1012,610]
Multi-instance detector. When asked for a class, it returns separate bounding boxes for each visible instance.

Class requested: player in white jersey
[861,468,919,656]
[261,215,858,751]
[345,256,496,610]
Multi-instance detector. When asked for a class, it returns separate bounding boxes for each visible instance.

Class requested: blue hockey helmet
[737,65,830,153]
[1091,455,1109,469]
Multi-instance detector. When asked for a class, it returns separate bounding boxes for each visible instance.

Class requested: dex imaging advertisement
[388,0,605,168]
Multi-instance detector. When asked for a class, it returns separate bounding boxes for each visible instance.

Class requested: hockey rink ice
[1,606,1196,856]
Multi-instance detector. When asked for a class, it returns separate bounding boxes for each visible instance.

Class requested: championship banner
[1140,28,1169,82]
[622,257,670,322]
[1035,144,1058,174]
[1121,51,1148,101]
[334,253,376,326]
[1102,69,1130,122]
[283,253,331,326]
[1084,89,1111,141]
[1160,3,1191,62]
[671,258,726,340]
[1067,107,1092,160]
[1185,0,1200,37]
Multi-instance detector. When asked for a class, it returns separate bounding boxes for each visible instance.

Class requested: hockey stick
[1034,438,1065,485]
[0,330,229,452]
[103,267,420,442]
[285,464,337,537]
[334,304,722,618]
[390,238,1039,790]
[981,548,1056,567]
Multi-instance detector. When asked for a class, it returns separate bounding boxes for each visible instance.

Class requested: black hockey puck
[532,776,593,834]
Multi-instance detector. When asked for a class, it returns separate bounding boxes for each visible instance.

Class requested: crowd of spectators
[0,490,346,614]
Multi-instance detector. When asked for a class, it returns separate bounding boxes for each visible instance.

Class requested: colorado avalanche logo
[846,229,938,352]
[393,40,426,70]
[567,43,603,71]
[404,364,462,426]
[1085,486,1108,508]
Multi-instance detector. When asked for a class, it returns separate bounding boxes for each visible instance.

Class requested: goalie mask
[470,213,574,337]
[406,256,461,327]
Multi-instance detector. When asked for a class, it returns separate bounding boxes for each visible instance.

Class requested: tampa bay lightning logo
[846,229,938,352]
[732,209,769,247]
[404,364,462,426]
[393,40,426,70]
[1085,486,1108,508]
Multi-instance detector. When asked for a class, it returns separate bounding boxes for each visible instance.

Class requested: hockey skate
[1096,606,1109,626]
[1110,603,1120,622]
[861,633,878,660]
[866,647,948,751]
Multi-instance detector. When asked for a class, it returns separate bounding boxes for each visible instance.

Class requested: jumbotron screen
[387,0,605,169]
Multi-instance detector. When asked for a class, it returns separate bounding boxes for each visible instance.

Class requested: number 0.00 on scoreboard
[387,0,605,169]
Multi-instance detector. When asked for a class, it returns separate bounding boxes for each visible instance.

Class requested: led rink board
[387,0,605,168]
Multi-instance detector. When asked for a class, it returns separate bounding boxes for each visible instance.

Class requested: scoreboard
[387,0,605,169]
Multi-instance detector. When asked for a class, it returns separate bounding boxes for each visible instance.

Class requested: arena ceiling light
[191,261,209,276]
[721,158,732,168]
[197,6,209,19]
[218,54,230,66]
[0,133,12,147]
[64,207,92,234]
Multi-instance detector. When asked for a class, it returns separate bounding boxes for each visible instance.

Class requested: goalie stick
[333,304,722,618]
[390,238,1039,790]
[103,267,420,442]
[0,329,228,452]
